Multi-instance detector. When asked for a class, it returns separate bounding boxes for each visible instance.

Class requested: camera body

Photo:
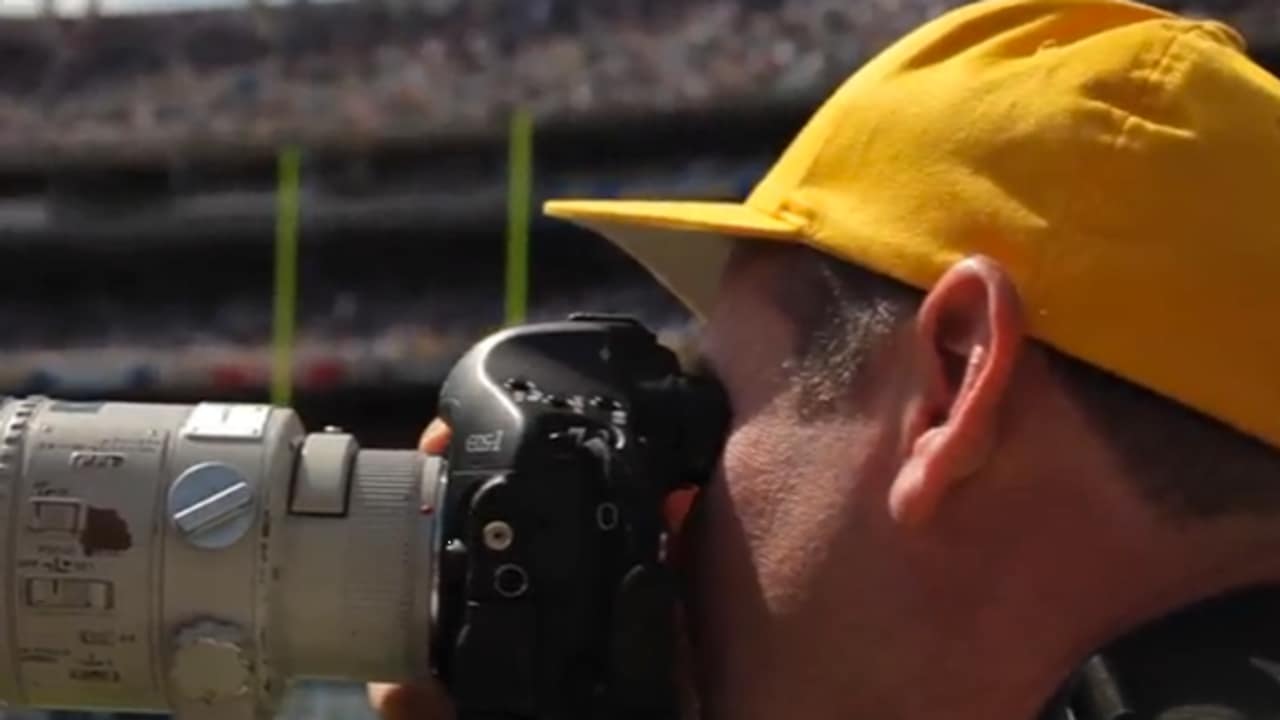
[0,315,726,720]
[433,314,726,719]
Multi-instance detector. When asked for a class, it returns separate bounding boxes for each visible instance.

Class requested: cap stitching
[1113,22,1200,151]
[772,86,862,241]
[775,200,815,236]
[1028,22,1195,337]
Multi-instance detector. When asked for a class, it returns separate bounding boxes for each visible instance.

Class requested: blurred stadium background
[0,0,1273,717]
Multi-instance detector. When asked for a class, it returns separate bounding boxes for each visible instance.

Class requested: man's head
[542,1,1280,718]
[671,239,1280,720]
[758,243,1280,522]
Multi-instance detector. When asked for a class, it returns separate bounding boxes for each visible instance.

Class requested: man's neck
[692,517,1280,720]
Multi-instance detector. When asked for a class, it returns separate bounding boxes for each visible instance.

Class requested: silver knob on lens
[168,463,257,550]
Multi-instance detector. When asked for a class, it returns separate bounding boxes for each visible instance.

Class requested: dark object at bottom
[1052,586,1280,720]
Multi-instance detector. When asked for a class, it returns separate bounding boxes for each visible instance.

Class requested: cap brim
[544,200,804,318]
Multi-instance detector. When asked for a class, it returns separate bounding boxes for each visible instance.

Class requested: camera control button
[170,621,251,705]
[588,396,616,410]
[494,564,529,598]
[482,521,515,551]
[24,578,113,610]
[28,497,83,532]
[168,463,255,550]
[291,432,357,516]
[503,378,543,403]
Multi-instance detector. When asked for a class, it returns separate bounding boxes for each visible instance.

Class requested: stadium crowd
[0,0,1273,156]
[0,281,691,395]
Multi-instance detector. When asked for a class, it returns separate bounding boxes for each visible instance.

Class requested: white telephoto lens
[0,398,440,720]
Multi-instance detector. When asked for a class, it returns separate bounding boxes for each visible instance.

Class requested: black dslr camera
[430,314,727,719]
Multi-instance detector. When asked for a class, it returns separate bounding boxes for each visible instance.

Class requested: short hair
[750,243,1280,520]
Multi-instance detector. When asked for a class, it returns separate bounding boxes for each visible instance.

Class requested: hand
[368,419,455,720]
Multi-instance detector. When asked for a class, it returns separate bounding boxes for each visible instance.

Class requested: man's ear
[888,256,1025,528]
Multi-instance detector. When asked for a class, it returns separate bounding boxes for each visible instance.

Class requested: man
[373,0,1280,717]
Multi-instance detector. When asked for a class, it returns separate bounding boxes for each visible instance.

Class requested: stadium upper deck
[0,0,1273,165]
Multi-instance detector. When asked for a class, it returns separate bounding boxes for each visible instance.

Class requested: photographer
[373,0,1280,718]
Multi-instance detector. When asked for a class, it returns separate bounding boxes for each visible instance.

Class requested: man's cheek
[716,419,809,544]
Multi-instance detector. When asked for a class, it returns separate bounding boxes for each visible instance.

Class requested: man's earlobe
[889,256,1025,528]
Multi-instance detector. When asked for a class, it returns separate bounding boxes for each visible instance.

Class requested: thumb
[367,681,453,720]
[420,418,452,455]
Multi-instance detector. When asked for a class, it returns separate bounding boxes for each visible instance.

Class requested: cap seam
[775,202,815,236]
[1033,22,1198,333]
[1113,22,1201,151]
[769,88,856,237]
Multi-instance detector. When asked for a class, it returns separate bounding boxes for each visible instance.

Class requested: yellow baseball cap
[544,0,1280,449]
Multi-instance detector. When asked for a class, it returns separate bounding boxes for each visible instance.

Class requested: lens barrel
[0,398,438,720]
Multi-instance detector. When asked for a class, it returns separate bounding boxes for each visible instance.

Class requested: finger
[664,488,699,536]
[664,488,702,568]
[419,418,453,454]
[367,682,453,720]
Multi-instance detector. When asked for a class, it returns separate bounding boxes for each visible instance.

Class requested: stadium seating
[0,0,1273,161]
